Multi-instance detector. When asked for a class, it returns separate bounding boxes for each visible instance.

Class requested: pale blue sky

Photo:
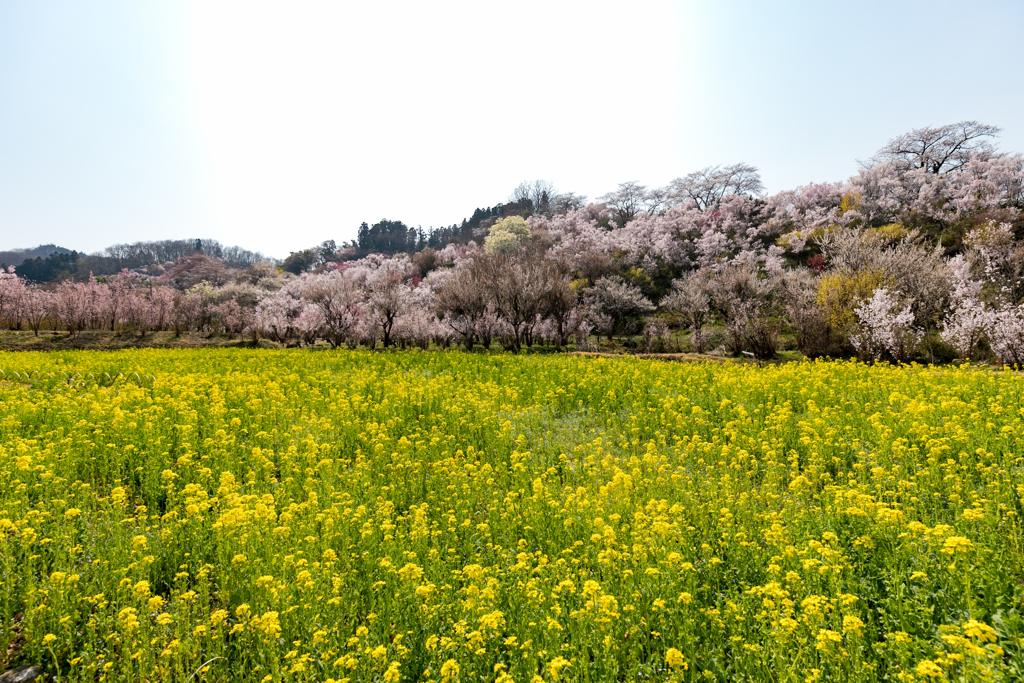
[1,1,1022,258]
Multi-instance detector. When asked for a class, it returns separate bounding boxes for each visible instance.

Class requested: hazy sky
[2,1,1022,258]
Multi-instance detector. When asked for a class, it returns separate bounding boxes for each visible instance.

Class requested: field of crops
[1,350,1022,682]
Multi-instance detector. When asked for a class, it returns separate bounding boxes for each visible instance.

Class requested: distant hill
[2,239,272,282]
[0,244,72,269]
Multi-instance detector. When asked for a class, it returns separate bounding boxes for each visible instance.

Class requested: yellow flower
[546,657,570,681]
[815,629,842,650]
[842,615,864,636]
[495,662,514,683]
[440,659,459,682]
[963,619,998,643]
[118,607,140,632]
[915,659,945,679]
[398,563,423,582]
[665,647,687,670]
[942,536,974,555]
[161,639,180,657]
[252,611,281,639]
[479,610,505,631]
[962,508,986,522]
[42,634,57,646]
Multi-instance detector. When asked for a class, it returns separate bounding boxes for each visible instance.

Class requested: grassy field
[0,328,801,362]
[0,330,260,353]
[1,350,1022,682]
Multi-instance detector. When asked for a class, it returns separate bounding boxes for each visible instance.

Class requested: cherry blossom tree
[171,292,203,337]
[353,316,382,349]
[474,252,552,351]
[987,305,1024,366]
[781,268,840,358]
[598,182,653,227]
[21,288,52,335]
[965,221,1024,304]
[392,292,437,350]
[103,270,136,331]
[818,228,951,332]
[303,270,363,348]
[539,260,578,349]
[668,163,764,210]
[708,265,784,358]
[765,182,849,254]
[851,288,922,362]
[149,286,175,332]
[0,267,27,329]
[584,276,655,340]
[867,121,1001,175]
[293,303,325,346]
[117,290,155,337]
[434,267,487,350]
[162,252,235,289]
[662,271,713,353]
[211,299,254,338]
[940,255,989,358]
[53,280,94,336]
[364,259,412,348]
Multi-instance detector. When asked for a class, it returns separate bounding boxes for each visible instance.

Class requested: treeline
[2,239,269,283]
[337,185,579,261]
[0,244,72,269]
[1,121,1022,365]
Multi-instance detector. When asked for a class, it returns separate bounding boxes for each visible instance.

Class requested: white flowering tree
[851,288,922,362]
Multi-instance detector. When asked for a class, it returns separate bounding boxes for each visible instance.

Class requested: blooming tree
[0,267,27,329]
[987,305,1024,366]
[851,288,922,362]
[584,276,655,340]
[303,270,363,348]
[364,259,412,348]
[484,216,532,255]
[662,271,713,353]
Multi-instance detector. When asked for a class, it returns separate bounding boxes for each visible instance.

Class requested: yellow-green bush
[816,268,891,332]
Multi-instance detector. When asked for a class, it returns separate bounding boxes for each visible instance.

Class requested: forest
[0,120,1021,364]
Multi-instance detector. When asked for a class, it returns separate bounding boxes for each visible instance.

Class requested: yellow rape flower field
[1,350,1023,682]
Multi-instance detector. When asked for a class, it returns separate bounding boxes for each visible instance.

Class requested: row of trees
[0,121,1021,364]
[0,215,1021,364]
